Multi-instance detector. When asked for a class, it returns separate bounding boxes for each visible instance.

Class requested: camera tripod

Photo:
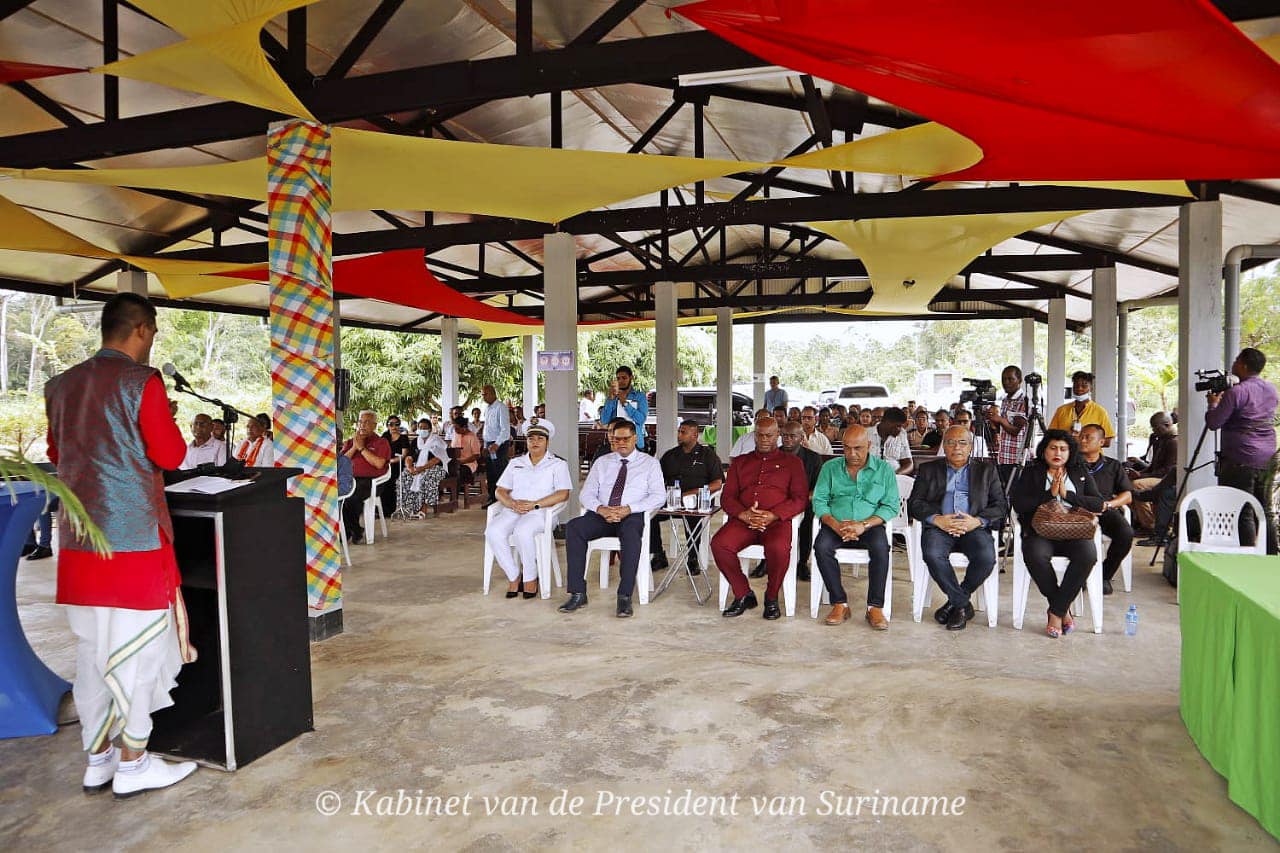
[1148,417,1218,567]
[995,381,1046,569]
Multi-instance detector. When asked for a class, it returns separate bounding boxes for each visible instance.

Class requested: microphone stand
[169,380,258,473]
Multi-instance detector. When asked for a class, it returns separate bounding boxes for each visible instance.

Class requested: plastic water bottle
[670,480,682,509]
[698,484,711,511]
[1124,604,1138,637]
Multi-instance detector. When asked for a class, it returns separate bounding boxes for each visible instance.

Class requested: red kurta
[49,375,188,610]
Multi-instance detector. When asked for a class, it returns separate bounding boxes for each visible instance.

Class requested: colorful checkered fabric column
[267,120,341,610]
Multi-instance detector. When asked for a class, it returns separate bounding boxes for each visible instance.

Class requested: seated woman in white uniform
[485,419,572,599]
[401,417,451,517]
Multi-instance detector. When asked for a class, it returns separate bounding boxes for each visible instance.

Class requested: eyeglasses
[943,439,971,447]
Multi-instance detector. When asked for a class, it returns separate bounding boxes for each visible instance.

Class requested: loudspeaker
[335,367,351,411]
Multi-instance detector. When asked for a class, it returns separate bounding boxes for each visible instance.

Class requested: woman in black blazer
[1010,430,1105,637]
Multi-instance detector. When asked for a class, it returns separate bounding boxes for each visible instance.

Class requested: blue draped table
[0,481,69,739]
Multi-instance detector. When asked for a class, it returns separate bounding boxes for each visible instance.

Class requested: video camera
[959,377,997,406]
[1194,368,1232,394]
[1024,372,1042,388]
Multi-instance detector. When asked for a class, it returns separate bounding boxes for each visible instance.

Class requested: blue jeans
[920,524,995,609]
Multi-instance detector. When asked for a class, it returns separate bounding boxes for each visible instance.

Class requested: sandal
[1062,612,1075,634]
[1045,608,1062,639]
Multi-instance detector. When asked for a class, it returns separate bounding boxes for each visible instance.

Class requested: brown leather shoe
[865,606,889,630]
[823,603,851,626]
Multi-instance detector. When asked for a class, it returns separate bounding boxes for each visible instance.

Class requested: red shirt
[49,374,187,610]
[342,435,392,478]
[721,450,809,522]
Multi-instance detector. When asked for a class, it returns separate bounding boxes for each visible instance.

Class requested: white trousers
[65,605,183,753]
[485,507,548,582]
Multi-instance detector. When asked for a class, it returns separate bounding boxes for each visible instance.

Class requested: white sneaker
[111,752,197,799]
[83,745,119,793]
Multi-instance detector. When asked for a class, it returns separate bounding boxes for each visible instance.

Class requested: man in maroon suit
[710,416,808,620]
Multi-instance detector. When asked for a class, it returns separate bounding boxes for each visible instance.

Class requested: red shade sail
[675,0,1280,180]
[0,60,83,85]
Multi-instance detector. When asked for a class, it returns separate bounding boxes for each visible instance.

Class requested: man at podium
[44,293,200,798]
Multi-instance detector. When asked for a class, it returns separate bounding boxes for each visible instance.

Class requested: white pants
[65,605,183,753]
[486,507,548,582]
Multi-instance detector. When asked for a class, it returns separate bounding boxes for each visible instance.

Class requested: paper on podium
[165,475,254,495]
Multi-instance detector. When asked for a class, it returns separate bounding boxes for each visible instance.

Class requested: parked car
[646,388,755,427]
[834,382,894,412]
[818,389,838,406]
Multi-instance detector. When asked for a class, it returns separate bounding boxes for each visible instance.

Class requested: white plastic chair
[720,514,802,617]
[336,478,356,567]
[1102,504,1134,593]
[1011,517,1104,633]
[909,522,999,627]
[1176,486,1267,598]
[361,468,392,544]
[807,476,911,620]
[482,502,567,599]
[581,507,656,604]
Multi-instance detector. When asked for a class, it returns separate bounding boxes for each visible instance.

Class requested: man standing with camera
[986,366,1031,488]
[1206,347,1279,554]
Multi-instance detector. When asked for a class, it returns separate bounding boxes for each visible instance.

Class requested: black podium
[149,468,313,770]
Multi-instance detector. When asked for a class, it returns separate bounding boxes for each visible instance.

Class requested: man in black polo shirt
[1079,423,1134,595]
[651,420,724,575]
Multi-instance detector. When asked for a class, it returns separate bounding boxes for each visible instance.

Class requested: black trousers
[650,513,700,567]
[567,511,646,596]
[1218,459,1278,555]
[1097,508,1134,581]
[381,460,402,515]
[343,476,389,536]
[1021,535,1096,617]
[813,524,890,607]
[485,441,510,501]
[920,524,996,608]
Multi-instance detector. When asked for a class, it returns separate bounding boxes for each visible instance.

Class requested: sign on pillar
[267,120,341,613]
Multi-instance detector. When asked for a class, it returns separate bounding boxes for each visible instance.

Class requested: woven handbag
[1031,498,1097,540]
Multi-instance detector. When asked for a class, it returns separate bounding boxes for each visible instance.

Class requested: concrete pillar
[522,335,539,414]
[116,269,147,295]
[544,232,580,514]
[441,318,458,417]
[654,281,678,455]
[1117,307,1129,464]
[1047,299,1067,412]
[1178,200,1223,495]
[1091,267,1118,457]
[752,323,766,409]
[1021,317,1035,375]
[715,307,733,462]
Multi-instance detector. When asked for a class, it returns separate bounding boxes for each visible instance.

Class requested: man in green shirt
[812,425,901,629]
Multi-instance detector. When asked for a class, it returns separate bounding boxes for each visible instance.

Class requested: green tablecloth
[702,426,750,448]
[1179,551,1280,841]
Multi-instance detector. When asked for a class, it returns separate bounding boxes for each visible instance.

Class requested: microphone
[161,362,190,390]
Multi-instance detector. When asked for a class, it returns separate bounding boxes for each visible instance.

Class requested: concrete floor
[2,509,1276,851]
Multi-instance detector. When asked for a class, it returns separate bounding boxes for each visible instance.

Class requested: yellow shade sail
[95,0,317,119]
[470,308,800,340]
[0,193,115,259]
[810,209,1091,313]
[1,159,267,201]
[778,123,983,177]
[329,128,767,222]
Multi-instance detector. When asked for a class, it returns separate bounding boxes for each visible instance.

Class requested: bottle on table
[698,484,711,512]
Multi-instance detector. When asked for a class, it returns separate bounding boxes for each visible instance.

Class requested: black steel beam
[1012,231,1179,277]
[1212,0,1280,20]
[1210,180,1280,208]
[323,0,405,81]
[9,81,86,127]
[164,186,1192,264]
[515,0,532,57]
[102,0,119,122]
[0,1,37,22]
[568,0,648,47]
[286,7,309,82]
[628,98,686,154]
[0,32,763,168]
[652,82,914,132]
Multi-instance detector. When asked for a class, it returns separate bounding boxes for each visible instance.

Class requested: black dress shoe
[722,592,759,617]
[650,553,669,571]
[20,543,36,557]
[558,592,588,613]
[1102,578,1114,595]
[748,563,768,579]
[1137,536,1168,547]
[933,603,954,625]
[762,599,781,620]
[687,562,703,576]
[505,587,520,599]
[946,607,968,630]
[616,595,633,618]
[28,545,53,560]
[962,603,975,622]
[797,567,811,582]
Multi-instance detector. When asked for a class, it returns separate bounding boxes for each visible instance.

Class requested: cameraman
[986,365,1030,487]
[1206,347,1279,554]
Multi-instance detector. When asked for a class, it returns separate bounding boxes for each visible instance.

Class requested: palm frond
[0,450,111,557]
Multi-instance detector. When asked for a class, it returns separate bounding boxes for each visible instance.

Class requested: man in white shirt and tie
[481,385,512,507]
[559,420,666,618]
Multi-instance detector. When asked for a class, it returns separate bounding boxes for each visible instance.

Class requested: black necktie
[608,458,629,506]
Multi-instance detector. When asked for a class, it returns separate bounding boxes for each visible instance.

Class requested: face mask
[1073,392,1091,402]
